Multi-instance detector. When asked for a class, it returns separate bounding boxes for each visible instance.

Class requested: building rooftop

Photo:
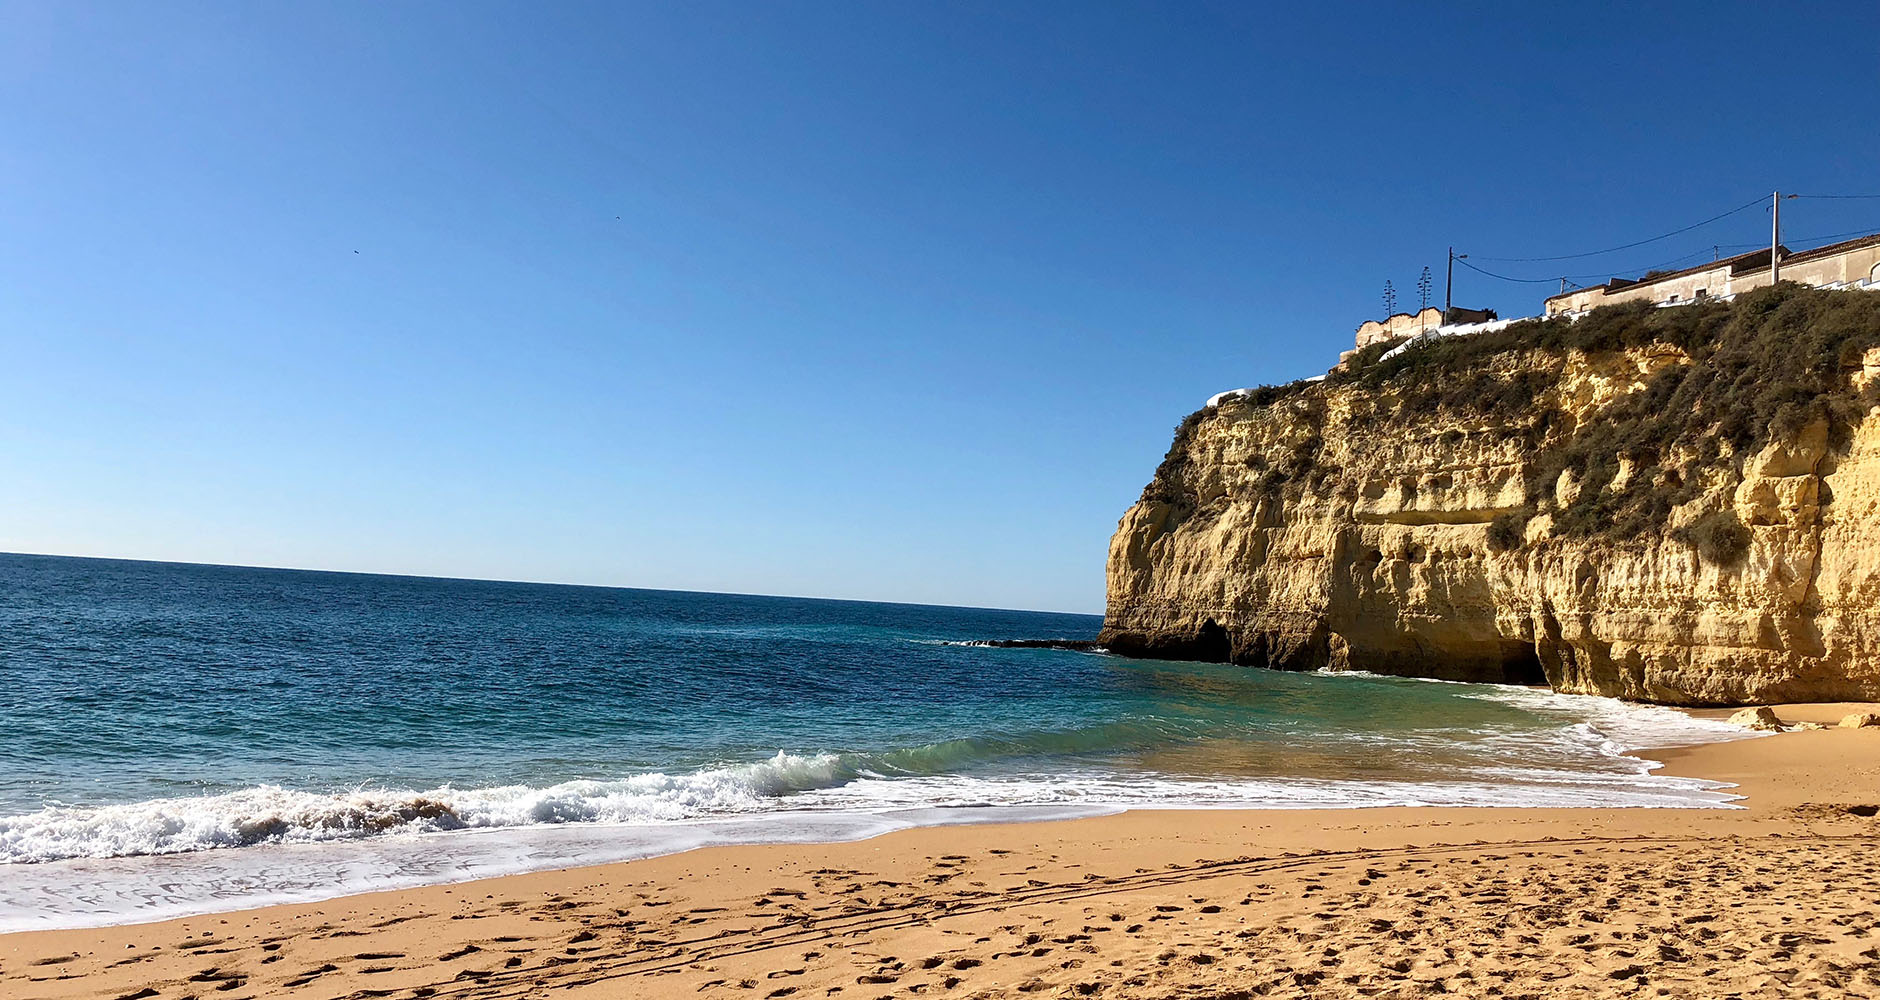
[1544,230,1880,306]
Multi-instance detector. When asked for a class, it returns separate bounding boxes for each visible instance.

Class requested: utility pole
[1771,190,1781,284]
[1445,247,1464,315]
[1559,277,1568,296]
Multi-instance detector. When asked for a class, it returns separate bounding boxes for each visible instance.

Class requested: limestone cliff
[1100,286,1880,705]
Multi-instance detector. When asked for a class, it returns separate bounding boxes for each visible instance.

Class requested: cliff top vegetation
[1145,284,1880,562]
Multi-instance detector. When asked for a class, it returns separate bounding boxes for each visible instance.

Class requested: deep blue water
[0,552,1747,880]
[0,553,1107,814]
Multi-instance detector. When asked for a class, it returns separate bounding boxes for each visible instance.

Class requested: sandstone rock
[1727,707,1786,732]
[1841,712,1880,728]
[1100,291,1880,705]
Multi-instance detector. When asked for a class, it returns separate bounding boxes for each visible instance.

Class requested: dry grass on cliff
[1146,285,1880,561]
[1517,286,1880,553]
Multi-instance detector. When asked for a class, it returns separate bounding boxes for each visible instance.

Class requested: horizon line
[0,549,1104,619]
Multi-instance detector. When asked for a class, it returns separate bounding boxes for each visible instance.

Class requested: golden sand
[5,705,1878,999]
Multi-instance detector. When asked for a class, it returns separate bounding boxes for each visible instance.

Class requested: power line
[1781,225,1880,246]
[1451,257,1567,284]
[1459,218,1880,287]
[1473,195,1765,263]
[1557,256,1698,285]
[1457,243,1747,287]
[1452,195,1880,293]
[1677,227,1880,253]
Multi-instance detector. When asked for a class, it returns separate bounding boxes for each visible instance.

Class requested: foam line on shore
[0,805,1118,933]
[1,675,1757,867]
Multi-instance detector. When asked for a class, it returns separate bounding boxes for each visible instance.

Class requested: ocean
[0,552,1751,931]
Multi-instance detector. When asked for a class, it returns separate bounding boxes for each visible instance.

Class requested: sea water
[0,553,1751,930]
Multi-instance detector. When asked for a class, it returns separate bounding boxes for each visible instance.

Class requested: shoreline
[5,704,1877,999]
[0,686,1751,936]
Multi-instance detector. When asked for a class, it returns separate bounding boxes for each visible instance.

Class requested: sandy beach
[15,6,1880,997]
[2,705,1875,1000]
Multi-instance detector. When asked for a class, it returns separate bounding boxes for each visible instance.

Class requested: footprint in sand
[282,964,341,987]
[369,913,430,927]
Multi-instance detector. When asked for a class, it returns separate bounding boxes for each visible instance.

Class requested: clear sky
[5,2,1879,613]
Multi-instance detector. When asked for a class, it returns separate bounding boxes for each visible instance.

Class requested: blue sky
[4,2,1878,613]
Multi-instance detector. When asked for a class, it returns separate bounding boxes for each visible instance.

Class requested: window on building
[1694,288,1708,300]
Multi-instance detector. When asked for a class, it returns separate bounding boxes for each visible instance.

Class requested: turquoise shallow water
[0,553,1750,928]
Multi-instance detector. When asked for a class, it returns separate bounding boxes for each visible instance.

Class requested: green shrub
[1137,286,1880,551]
[1143,408,1209,506]
[1680,510,1752,566]
[1487,506,1535,552]
[1339,285,1880,545]
[1229,383,1309,408]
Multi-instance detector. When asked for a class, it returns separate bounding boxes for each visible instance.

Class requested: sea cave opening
[1195,619,1232,662]
[1498,640,1547,687]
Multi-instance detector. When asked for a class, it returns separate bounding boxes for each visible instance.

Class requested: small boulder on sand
[1728,706,1785,732]
[1840,712,1880,729]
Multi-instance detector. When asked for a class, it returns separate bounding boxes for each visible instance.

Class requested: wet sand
[5,704,1878,999]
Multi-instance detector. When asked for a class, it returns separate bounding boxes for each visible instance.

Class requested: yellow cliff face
[1101,287,1880,705]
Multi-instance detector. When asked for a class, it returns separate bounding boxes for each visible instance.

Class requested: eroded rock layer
[1100,286,1880,705]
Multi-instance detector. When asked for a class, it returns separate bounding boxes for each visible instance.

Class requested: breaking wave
[0,752,856,863]
[0,718,1226,863]
[0,683,1754,865]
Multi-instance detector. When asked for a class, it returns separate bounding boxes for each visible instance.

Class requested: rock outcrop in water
[961,639,1104,651]
[1100,286,1880,705]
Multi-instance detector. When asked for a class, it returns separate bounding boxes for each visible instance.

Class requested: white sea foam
[0,806,1115,933]
[795,769,1738,812]
[0,760,1741,933]
[1451,684,1756,754]
[0,752,853,864]
[1316,669,1760,754]
[0,737,1741,871]
[0,681,1756,868]
[0,675,1764,933]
